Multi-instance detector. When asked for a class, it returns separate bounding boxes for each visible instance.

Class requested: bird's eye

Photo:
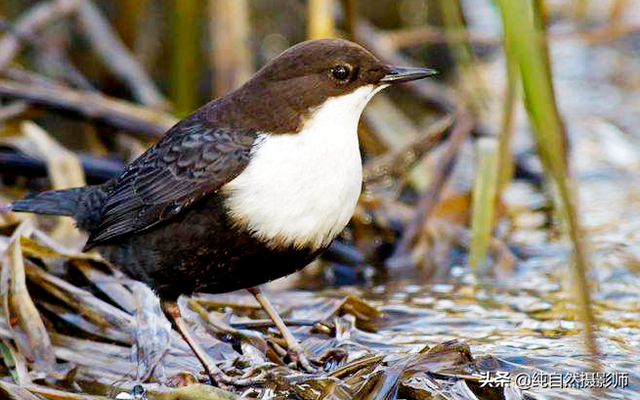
[331,65,351,81]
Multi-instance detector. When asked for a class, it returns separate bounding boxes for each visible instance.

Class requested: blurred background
[0,0,639,399]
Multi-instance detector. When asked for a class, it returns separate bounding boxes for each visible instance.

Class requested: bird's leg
[161,301,265,387]
[247,287,318,373]
[161,301,231,386]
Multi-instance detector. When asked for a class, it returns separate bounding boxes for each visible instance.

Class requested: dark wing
[84,115,258,249]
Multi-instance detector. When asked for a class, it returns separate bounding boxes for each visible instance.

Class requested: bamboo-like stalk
[210,0,253,98]
[469,138,499,272]
[573,0,589,20]
[609,0,630,19]
[493,0,601,372]
[342,0,357,40]
[308,0,335,39]
[439,0,486,114]
[118,0,148,47]
[170,0,199,115]
[388,112,473,267]
[496,30,519,189]
[0,0,84,72]
[77,0,169,109]
[0,78,177,139]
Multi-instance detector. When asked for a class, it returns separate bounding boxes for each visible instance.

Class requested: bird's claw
[207,368,267,388]
[287,345,320,374]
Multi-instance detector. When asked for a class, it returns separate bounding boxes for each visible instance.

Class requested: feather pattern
[85,114,258,248]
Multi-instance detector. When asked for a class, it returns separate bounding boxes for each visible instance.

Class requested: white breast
[223,84,386,250]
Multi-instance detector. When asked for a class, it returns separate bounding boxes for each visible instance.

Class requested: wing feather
[84,115,258,249]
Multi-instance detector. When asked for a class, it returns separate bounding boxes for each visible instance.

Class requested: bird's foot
[286,343,320,374]
[207,367,267,388]
[246,286,321,374]
[162,300,266,388]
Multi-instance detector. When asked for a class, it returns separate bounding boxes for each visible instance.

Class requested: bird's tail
[6,184,111,232]
[8,187,86,217]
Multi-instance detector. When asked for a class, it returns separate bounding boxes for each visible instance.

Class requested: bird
[7,38,436,384]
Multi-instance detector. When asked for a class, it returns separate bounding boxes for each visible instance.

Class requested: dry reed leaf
[0,339,30,385]
[0,121,87,245]
[146,383,248,400]
[0,205,26,229]
[18,121,86,189]
[20,122,86,244]
[48,332,200,382]
[25,382,113,400]
[19,235,66,259]
[37,300,131,343]
[31,229,103,261]
[326,295,382,332]
[23,262,133,333]
[0,121,86,247]
[0,220,56,375]
[130,282,171,381]
[72,260,136,314]
[0,380,42,400]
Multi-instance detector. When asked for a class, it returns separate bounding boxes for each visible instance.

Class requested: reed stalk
[493,0,601,371]
[170,0,199,115]
[469,137,499,273]
[308,0,335,39]
[210,0,253,97]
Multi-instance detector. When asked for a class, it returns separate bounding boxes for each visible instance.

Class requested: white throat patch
[223,84,386,250]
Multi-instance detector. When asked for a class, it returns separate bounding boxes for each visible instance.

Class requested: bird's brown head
[257,39,393,96]
[206,38,436,133]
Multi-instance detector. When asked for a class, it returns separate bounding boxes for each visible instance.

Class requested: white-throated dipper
[8,38,436,384]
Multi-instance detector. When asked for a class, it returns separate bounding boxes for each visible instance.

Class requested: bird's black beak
[380,66,438,84]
